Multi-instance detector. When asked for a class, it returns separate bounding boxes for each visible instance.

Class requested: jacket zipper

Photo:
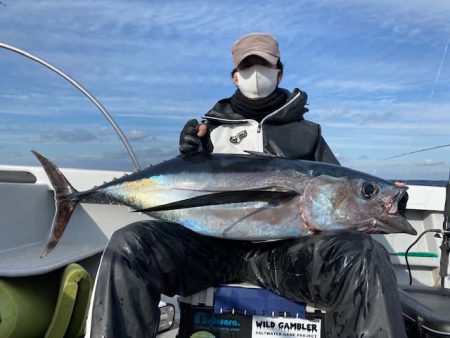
[204,90,301,152]
[257,90,301,136]
[202,90,301,127]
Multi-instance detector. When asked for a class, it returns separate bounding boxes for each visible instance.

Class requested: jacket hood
[204,88,309,124]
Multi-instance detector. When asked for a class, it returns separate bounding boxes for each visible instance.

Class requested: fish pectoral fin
[135,187,299,212]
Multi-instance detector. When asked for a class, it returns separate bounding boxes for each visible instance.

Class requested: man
[179,33,338,164]
[90,33,407,337]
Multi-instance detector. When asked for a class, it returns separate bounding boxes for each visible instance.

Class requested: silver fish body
[32,151,416,257]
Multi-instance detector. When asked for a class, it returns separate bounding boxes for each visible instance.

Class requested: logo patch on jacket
[230,130,248,144]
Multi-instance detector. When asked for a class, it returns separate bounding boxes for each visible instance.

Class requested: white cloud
[314,78,408,93]
[125,130,150,142]
[417,159,447,167]
[56,145,179,171]
[29,128,98,143]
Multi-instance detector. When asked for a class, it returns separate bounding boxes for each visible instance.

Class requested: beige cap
[232,32,280,68]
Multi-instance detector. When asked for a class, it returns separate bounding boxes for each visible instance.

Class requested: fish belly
[150,198,305,240]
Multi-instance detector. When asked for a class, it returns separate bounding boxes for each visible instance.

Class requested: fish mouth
[384,199,398,214]
[375,216,417,235]
[378,189,417,235]
[384,189,405,215]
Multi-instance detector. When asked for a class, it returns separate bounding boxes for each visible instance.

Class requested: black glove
[179,119,213,155]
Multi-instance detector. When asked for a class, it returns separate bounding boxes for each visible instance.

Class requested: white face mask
[236,65,279,99]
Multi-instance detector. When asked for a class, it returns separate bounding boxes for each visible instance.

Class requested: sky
[0,0,449,180]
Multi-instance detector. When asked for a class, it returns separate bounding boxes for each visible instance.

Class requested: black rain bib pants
[90,220,406,338]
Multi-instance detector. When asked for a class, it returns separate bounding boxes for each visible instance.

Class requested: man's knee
[325,233,391,274]
[307,232,390,270]
[106,220,171,256]
[342,233,388,257]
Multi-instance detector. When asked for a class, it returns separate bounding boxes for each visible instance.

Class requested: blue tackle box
[178,284,324,338]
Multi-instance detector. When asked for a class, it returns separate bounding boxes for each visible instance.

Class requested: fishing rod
[383,144,450,160]
[383,40,449,166]
[393,39,450,287]
[0,42,141,170]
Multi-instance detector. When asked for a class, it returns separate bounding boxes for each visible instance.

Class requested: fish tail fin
[32,151,80,257]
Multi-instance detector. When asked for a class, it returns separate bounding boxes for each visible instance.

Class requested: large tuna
[32,151,416,257]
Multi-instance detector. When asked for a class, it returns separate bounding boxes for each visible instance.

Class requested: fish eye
[361,182,379,199]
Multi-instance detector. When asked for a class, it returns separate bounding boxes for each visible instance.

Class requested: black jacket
[202,88,340,165]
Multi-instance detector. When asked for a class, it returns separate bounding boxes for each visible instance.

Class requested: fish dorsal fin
[136,187,298,213]
[243,150,279,158]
